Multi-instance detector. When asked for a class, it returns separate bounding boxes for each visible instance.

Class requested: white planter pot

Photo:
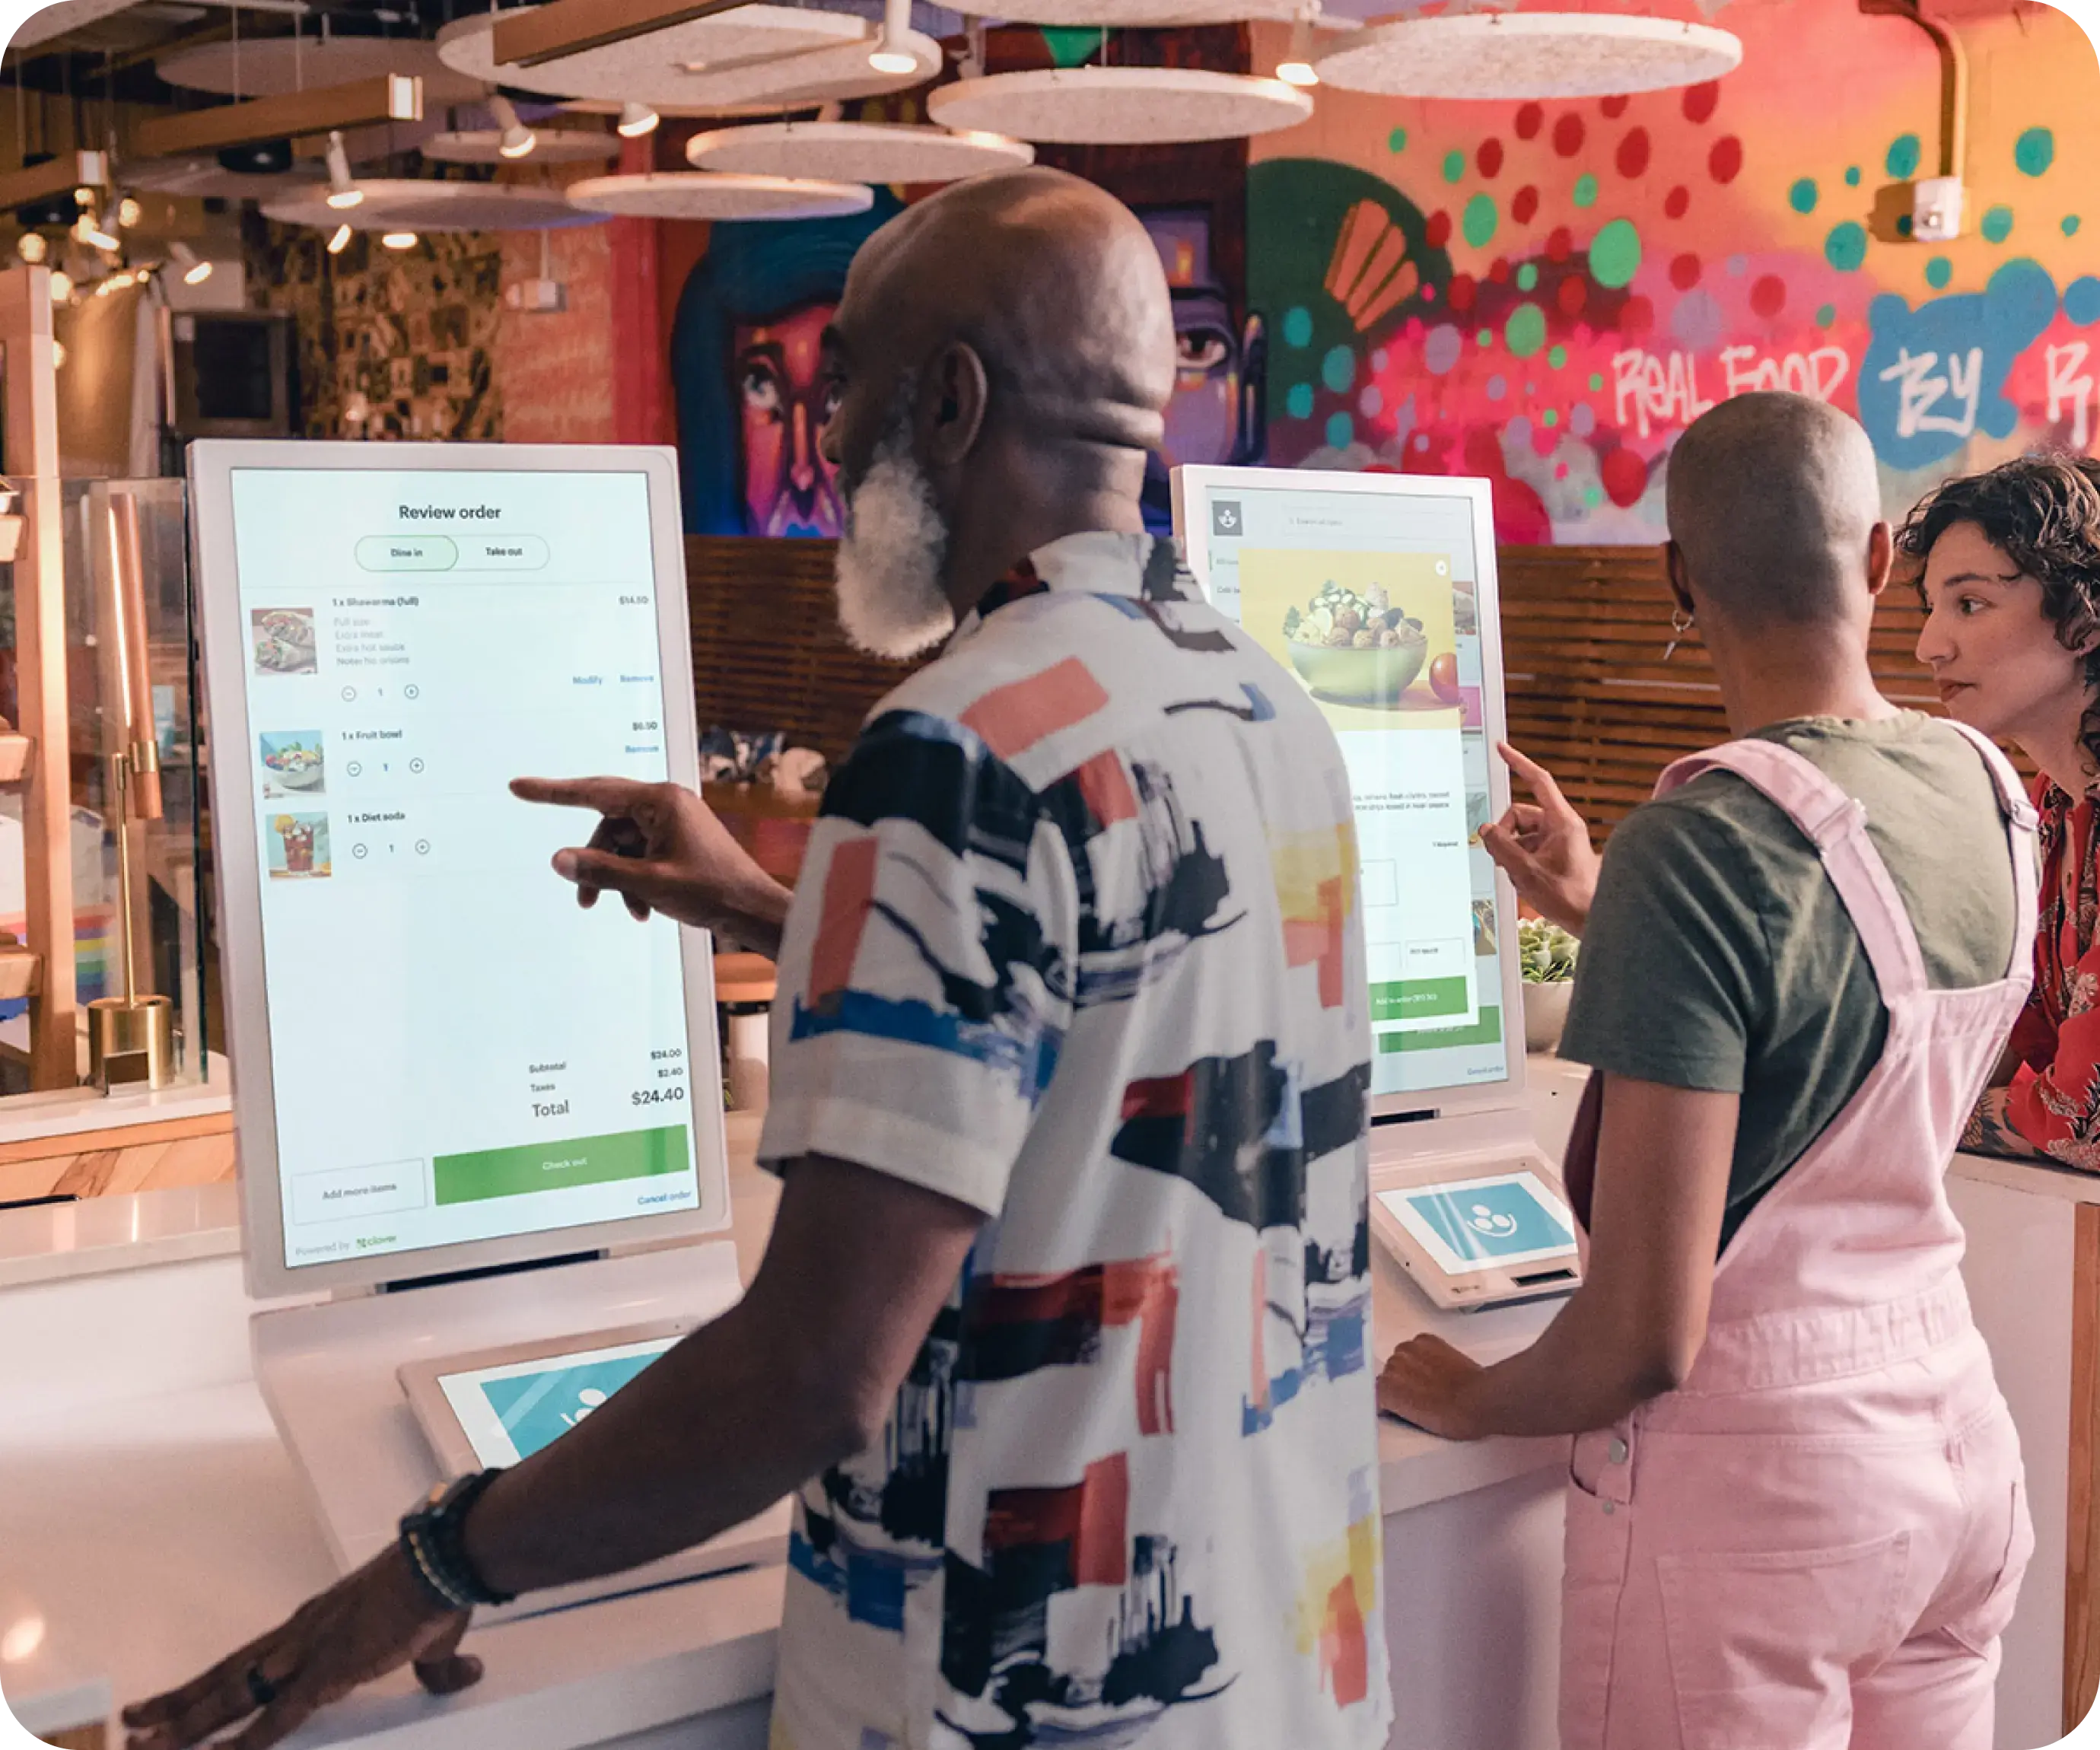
[1522,978,1574,1055]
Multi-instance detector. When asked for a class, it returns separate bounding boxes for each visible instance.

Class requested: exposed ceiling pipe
[1858,0,1966,180]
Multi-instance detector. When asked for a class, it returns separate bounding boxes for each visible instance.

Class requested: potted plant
[1518,918,1580,1055]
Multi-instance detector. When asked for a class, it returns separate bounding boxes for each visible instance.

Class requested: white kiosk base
[251,1242,791,1627]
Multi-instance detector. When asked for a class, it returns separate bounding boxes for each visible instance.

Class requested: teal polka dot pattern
[1443,149,1465,184]
[1286,382,1314,419]
[1789,178,1818,214]
[1506,304,1547,358]
[2067,216,2083,238]
[1825,221,1868,272]
[1322,345,1355,393]
[1925,256,1952,289]
[1885,134,1921,179]
[1589,218,1642,288]
[1388,126,1408,153]
[1844,165,1862,187]
[1572,173,1599,209]
[1516,262,1539,291]
[1462,193,1498,248]
[2015,128,2055,177]
[1815,303,1836,328]
[1325,411,1355,450]
[1981,205,2013,243]
[1283,306,1313,348]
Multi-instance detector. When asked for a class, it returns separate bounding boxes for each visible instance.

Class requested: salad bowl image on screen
[189,441,731,1299]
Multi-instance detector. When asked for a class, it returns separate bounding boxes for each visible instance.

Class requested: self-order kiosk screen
[1197,483,1512,1097]
[230,469,700,1269]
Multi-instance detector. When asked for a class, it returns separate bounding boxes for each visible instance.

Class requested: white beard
[833,424,956,660]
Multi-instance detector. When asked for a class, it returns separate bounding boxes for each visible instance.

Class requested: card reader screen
[1378,1172,1578,1276]
[438,1336,681,1467]
[226,467,702,1271]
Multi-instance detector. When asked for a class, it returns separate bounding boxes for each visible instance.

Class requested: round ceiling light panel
[157,34,487,103]
[421,128,620,165]
[126,158,326,201]
[261,178,606,231]
[685,120,1032,184]
[938,0,1293,22]
[565,171,874,221]
[436,7,940,113]
[928,68,1312,145]
[1314,14,1743,99]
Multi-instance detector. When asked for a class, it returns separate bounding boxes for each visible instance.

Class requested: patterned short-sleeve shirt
[757,531,1388,1750]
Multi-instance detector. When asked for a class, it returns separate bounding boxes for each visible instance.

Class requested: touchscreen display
[1377,1173,1578,1276]
[1195,482,1508,1097]
[438,1336,681,1467]
[228,468,700,1270]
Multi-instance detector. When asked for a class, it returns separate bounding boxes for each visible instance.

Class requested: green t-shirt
[1558,713,2020,1251]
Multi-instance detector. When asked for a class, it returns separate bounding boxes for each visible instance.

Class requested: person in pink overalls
[1379,393,2038,1750]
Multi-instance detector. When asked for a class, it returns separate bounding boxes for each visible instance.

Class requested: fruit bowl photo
[1285,632,1429,707]
[1282,580,1434,709]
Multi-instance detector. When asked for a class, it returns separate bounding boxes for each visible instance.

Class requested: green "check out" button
[433,1124,689,1205]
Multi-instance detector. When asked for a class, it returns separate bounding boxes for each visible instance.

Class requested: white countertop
[3,1064,2089,1745]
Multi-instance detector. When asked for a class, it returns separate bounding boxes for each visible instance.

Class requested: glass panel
[0,478,208,1098]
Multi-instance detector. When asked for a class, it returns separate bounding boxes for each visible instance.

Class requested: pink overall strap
[1655,740,1929,1003]
[1931,717,2040,977]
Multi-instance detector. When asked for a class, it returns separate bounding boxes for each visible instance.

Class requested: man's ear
[1864,520,1894,600]
[923,340,989,471]
[1664,539,1695,616]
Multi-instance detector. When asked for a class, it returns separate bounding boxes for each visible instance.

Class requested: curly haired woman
[1910,454,2100,1166]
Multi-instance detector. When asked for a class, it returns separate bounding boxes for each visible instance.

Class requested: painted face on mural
[1161,287,1243,472]
[1915,520,2098,749]
[734,303,843,539]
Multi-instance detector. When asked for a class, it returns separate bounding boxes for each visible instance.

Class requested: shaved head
[1666,393,1884,625]
[840,167,1175,460]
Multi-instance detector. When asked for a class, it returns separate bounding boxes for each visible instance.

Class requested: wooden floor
[0,1110,237,1206]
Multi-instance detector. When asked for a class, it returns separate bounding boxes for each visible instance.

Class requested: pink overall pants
[1559,727,2040,1750]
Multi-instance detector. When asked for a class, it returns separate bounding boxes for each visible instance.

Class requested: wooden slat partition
[685,535,922,768]
[682,536,1963,841]
[1499,544,1949,838]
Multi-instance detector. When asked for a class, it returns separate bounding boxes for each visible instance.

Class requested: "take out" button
[455,535,549,570]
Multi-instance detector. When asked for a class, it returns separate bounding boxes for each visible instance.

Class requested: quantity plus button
[432,1124,689,1204]
[455,534,549,570]
[355,534,458,571]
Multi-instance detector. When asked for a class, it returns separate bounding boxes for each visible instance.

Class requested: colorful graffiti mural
[1249,3,2100,541]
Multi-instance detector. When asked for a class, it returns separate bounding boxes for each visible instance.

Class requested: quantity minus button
[356,534,458,571]
[455,534,549,570]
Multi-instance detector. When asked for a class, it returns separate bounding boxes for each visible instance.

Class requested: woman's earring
[1663,606,1695,663]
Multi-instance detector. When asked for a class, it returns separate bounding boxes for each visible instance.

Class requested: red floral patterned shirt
[2007,774,2100,1169]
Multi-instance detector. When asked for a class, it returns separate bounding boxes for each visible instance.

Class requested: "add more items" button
[432,1124,689,1205]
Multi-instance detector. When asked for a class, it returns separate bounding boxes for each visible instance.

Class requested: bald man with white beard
[127,170,1392,1750]
[1381,393,2038,1750]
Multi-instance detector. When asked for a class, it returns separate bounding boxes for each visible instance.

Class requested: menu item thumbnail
[259,731,325,797]
[252,608,317,676]
[1238,549,1459,725]
[269,813,331,879]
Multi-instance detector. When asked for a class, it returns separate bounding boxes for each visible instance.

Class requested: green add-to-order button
[355,534,457,571]
[1370,976,1472,1022]
[434,1125,689,1205]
